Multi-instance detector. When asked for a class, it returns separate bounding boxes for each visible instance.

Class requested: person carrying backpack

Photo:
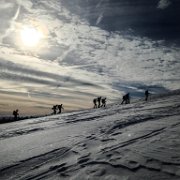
[97,96,102,108]
[57,104,64,114]
[101,98,106,107]
[121,93,130,104]
[13,109,19,120]
[52,105,57,114]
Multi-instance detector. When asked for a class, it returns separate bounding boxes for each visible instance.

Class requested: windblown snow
[0,91,180,180]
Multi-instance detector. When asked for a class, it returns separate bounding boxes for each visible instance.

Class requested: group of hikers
[121,90,150,105]
[93,96,107,108]
[12,90,151,120]
[93,90,150,108]
[12,104,64,121]
[52,104,64,114]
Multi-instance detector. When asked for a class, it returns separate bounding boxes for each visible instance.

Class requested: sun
[20,26,43,47]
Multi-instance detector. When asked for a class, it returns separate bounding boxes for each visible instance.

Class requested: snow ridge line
[101,127,166,153]
[0,147,70,172]
[81,160,179,177]
[0,127,45,140]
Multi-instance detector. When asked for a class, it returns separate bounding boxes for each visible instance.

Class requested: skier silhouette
[13,109,19,120]
[57,104,64,114]
[93,98,97,108]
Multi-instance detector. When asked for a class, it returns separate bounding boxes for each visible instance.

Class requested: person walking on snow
[145,90,150,101]
[121,93,130,104]
[57,104,64,114]
[97,96,102,108]
[101,98,106,107]
[13,109,19,120]
[93,98,97,109]
[52,105,57,114]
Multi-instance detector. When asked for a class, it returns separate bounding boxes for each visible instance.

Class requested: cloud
[157,0,171,9]
[0,1,18,42]
[0,0,179,115]
[0,1,14,9]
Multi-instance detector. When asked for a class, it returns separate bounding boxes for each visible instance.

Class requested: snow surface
[0,91,180,180]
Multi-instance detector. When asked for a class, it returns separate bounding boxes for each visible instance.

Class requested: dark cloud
[61,0,180,43]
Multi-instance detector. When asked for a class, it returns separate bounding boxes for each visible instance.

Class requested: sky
[0,0,180,116]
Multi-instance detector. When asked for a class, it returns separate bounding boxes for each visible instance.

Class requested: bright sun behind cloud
[20,26,43,47]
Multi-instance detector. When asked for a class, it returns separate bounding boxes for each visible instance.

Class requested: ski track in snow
[0,91,180,179]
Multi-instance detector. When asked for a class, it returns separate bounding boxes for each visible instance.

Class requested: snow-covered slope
[0,91,180,180]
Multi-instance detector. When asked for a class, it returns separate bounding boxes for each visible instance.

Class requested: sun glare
[20,26,43,47]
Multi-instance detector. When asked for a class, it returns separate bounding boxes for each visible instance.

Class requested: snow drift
[0,91,180,180]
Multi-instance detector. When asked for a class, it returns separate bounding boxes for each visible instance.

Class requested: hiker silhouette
[121,93,130,104]
[101,97,106,107]
[57,104,64,114]
[145,90,150,101]
[13,109,19,120]
[97,96,102,108]
[52,105,57,114]
[93,98,97,109]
